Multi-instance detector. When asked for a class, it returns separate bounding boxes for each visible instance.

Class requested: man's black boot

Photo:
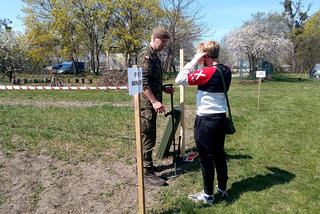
[144,168,166,186]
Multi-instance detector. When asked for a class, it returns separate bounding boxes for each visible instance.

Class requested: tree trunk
[124,52,129,68]
[171,61,176,75]
[9,70,13,83]
[90,49,96,74]
[290,46,297,72]
[248,54,258,78]
[167,55,175,78]
[96,51,100,74]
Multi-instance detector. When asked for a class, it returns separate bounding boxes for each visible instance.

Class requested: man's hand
[152,101,166,113]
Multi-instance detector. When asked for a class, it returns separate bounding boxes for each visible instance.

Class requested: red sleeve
[188,67,217,85]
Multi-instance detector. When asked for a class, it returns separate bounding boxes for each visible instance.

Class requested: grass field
[0,73,319,213]
[154,74,320,213]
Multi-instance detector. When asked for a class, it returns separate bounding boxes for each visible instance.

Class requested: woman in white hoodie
[175,40,232,204]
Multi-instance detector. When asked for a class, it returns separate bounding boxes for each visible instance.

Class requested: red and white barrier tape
[0,85,128,90]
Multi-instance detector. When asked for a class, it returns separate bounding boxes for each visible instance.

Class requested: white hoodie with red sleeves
[175,61,232,116]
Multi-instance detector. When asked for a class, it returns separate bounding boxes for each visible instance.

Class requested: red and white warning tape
[0,85,128,90]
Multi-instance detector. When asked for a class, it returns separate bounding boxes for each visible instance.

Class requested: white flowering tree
[225,12,293,76]
[0,22,27,82]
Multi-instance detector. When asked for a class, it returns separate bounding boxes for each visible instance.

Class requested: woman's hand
[190,52,207,65]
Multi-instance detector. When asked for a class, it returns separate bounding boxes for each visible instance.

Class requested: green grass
[0,193,7,206]
[30,182,45,211]
[154,73,320,213]
[0,90,133,160]
[0,73,319,213]
[0,90,131,103]
[0,95,134,161]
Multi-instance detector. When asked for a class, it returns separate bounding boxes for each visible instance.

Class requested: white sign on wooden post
[128,66,145,214]
[128,67,143,96]
[256,70,266,110]
[256,70,266,78]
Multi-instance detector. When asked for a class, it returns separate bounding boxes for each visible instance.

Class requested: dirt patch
[0,151,161,214]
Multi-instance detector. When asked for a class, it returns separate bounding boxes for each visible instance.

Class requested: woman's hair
[197,40,220,59]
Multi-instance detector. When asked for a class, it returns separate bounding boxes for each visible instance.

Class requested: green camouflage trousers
[141,108,157,170]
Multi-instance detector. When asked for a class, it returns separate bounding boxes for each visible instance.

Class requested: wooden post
[179,49,185,157]
[133,67,145,214]
[258,78,262,111]
[256,70,265,111]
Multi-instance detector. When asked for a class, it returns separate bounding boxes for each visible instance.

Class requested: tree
[283,0,311,31]
[23,0,163,74]
[225,12,293,76]
[218,36,234,66]
[50,1,82,74]
[68,0,115,74]
[283,0,311,72]
[23,0,115,74]
[108,0,162,67]
[161,0,204,74]
[22,0,203,76]
[0,21,28,81]
[296,11,320,70]
[23,0,61,64]
[0,19,13,31]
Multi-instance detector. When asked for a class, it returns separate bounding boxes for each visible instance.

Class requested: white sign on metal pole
[128,67,143,96]
[256,70,266,78]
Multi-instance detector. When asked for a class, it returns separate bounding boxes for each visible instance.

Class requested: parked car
[53,61,85,74]
[44,64,62,74]
[52,64,62,70]
[310,64,320,79]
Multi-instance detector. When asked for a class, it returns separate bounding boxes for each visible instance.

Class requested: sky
[197,0,320,41]
[1,0,25,31]
[1,0,320,41]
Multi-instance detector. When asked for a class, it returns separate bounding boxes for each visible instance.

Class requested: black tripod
[163,84,180,177]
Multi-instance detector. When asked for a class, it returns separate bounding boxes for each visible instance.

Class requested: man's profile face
[153,37,168,51]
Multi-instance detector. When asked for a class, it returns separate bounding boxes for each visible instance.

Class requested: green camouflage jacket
[137,45,163,109]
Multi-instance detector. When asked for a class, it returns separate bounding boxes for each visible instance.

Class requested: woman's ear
[203,54,208,60]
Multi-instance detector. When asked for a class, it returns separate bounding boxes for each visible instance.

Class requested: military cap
[152,27,170,39]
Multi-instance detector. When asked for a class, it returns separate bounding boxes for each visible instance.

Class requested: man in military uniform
[137,27,170,186]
